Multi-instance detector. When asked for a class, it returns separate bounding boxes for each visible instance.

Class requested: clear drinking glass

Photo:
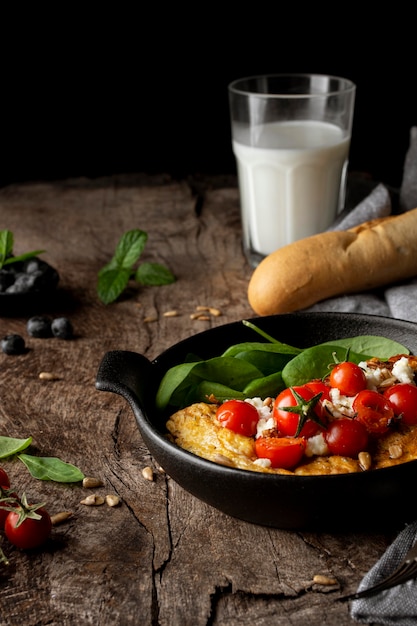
[228,74,356,267]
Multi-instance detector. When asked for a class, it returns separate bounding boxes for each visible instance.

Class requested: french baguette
[247,207,417,315]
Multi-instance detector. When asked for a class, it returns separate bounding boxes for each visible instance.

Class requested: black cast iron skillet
[95,311,417,531]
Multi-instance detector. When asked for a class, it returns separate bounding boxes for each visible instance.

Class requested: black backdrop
[1,11,415,189]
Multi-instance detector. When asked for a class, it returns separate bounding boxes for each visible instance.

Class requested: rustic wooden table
[0,174,398,625]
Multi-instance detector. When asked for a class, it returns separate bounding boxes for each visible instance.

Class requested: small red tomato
[4,498,52,550]
[329,361,367,396]
[383,383,417,425]
[216,399,259,437]
[305,379,331,419]
[0,491,20,530]
[274,385,325,439]
[255,436,306,469]
[0,467,10,489]
[353,389,394,436]
[325,418,369,457]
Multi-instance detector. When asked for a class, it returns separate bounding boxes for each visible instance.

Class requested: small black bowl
[96,311,417,530]
[0,257,59,316]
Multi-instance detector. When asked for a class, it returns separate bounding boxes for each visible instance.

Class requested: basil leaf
[114,229,148,268]
[0,230,13,267]
[136,262,176,286]
[97,267,131,304]
[3,250,45,265]
[0,436,32,458]
[18,454,85,483]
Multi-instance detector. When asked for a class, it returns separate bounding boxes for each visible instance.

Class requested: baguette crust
[248,207,417,315]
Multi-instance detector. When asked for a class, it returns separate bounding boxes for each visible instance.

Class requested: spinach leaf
[321,335,409,359]
[222,341,301,358]
[156,362,201,410]
[243,371,285,398]
[282,344,367,387]
[233,350,296,376]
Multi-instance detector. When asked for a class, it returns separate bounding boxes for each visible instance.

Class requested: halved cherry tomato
[273,385,326,438]
[329,361,367,396]
[325,418,369,457]
[216,400,259,437]
[353,389,394,436]
[383,383,417,426]
[0,468,10,489]
[255,436,306,469]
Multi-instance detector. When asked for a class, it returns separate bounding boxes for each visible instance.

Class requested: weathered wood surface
[0,174,395,625]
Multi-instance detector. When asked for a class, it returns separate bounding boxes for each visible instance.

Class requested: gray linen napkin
[306,128,417,624]
[306,126,417,320]
[350,521,417,626]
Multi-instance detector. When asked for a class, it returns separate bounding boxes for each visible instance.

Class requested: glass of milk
[228,74,356,267]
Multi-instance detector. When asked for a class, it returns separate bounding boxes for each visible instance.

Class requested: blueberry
[27,315,52,338]
[51,317,73,340]
[6,272,39,293]
[1,334,26,355]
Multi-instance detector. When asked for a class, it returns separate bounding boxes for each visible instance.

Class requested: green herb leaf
[114,229,148,268]
[97,229,176,304]
[0,436,32,458]
[3,250,45,266]
[0,229,46,269]
[97,267,131,304]
[136,262,176,286]
[0,230,14,266]
[18,454,85,483]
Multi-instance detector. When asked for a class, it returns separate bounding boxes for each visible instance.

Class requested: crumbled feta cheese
[326,388,355,418]
[358,361,391,390]
[305,432,329,457]
[256,416,276,438]
[392,357,416,384]
[245,397,273,420]
[245,397,276,438]
[253,457,272,468]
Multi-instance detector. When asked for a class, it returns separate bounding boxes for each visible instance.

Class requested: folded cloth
[306,126,417,319]
[350,520,417,625]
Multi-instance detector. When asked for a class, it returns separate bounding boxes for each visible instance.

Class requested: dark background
[1,11,415,189]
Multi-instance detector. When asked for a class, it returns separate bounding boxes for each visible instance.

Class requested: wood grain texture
[0,174,393,625]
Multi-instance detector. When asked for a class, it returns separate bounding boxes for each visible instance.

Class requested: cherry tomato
[305,379,331,418]
[0,491,19,530]
[353,389,394,436]
[325,418,369,457]
[383,383,417,426]
[216,400,259,437]
[329,361,367,396]
[273,385,325,439]
[5,506,52,550]
[0,467,10,489]
[255,436,306,469]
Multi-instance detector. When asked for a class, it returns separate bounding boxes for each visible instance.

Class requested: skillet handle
[95,350,153,411]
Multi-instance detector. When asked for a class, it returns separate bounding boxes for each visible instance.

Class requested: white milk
[233,120,350,258]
